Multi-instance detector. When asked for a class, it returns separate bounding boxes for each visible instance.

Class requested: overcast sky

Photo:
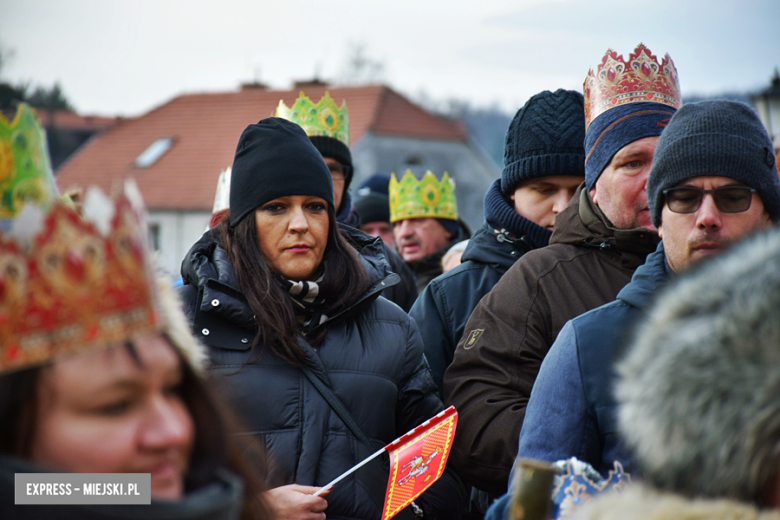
[1,0,778,117]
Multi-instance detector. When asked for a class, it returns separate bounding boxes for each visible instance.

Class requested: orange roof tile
[32,108,119,131]
[56,85,466,211]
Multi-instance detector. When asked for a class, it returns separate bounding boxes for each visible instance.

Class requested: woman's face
[30,334,194,501]
[255,195,329,281]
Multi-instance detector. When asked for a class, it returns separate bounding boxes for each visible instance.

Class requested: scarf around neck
[277,274,329,332]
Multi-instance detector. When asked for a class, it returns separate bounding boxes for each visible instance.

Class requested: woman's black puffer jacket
[179,225,466,520]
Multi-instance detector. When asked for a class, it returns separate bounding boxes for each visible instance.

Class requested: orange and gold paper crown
[0,181,160,373]
[584,43,681,130]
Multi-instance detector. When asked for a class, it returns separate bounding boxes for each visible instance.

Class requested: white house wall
[752,97,780,141]
[147,210,211,276]
[351,133,499,231]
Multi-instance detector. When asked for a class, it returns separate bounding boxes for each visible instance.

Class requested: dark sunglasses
[662,186,756,214]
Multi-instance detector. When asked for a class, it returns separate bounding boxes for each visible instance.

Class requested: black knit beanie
[501,89,586,198]
[647,100,780,228]
[309,135,354,191]
[229,117,334,227]
[354,191,390,224]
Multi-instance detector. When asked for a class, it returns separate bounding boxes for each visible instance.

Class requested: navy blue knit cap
[229,117,334,227]
[584,102,677,188]
[647,100,780,227]
[357,173,391,195]
[501,89,586,197]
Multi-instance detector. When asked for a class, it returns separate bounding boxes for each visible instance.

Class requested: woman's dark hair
[219,204,371,366]
[0,339,271,519]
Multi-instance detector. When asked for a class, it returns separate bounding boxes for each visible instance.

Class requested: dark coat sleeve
[398,317,468,520]
[409,279,455,398]
[382,243,418,312]
[442,256,553,494]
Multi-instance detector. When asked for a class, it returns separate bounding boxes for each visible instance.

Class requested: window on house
[135,137,174,167]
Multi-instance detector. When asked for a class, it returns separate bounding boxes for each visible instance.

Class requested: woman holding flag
[179,117,466,520]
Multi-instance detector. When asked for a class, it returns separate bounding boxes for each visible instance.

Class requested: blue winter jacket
[485,243,670,520]
[516,242,671,475]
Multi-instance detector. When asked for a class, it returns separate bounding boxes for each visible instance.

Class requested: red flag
[381,406,458,520]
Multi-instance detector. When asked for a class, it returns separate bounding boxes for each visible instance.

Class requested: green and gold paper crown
[389,170,458,223]
[0,104,58,219]
[275,91,349,145]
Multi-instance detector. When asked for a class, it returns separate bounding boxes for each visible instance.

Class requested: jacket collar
[617,241,672,309]
[551,184,660,270]
[460,221,535,271]
[483,179,552,249]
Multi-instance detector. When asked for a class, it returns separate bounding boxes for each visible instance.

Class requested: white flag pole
[314,447,387,497]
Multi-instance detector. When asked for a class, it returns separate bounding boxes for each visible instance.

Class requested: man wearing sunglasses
[512,100,780,485]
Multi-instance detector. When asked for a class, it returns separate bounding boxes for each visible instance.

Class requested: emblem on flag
[314,406,458,520]
[381,406,458,520]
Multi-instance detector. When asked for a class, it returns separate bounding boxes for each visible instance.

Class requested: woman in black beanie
[180,118,466,520]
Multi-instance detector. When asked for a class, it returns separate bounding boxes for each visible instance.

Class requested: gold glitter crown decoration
[275,91,349,145]
[584,43,682,130]
[0,103,59,219]
[389,170,458,223]
[0,180,161,373]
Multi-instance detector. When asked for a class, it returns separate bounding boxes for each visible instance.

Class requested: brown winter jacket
[442,184,659,494]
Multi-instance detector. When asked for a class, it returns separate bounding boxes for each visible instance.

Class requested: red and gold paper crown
[584,43,681,130]
[0,181,160,373]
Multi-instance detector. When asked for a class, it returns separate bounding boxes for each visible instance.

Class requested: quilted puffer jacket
[179,225,466,520]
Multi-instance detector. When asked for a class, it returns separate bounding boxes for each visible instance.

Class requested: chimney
[240,81,268,91]
[293,78,329,90]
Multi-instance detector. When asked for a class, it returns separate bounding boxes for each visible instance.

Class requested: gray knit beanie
[500,89,585,197]
[648,100,780,228]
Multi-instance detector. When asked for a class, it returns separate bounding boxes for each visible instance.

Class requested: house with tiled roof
[56,82,498,274]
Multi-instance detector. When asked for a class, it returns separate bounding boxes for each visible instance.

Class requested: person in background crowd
[276,92,358,226]
[571,227,780,519]
[278,95,418,312]
[390,171,470,292]
[354,173,395,247]
[443,44,680,495]
[410,89,585,400]
[179,118,466,520]
[516,99,780,475]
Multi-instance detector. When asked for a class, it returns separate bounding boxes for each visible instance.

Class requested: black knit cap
[354,173,391,223]
[309,135,354,191]
[648,100,780,228]
[501,89,586,197]
[228,117,334,227]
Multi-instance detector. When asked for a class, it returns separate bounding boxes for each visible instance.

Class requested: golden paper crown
[0,181,161,373]
[275,91,349,145]
[584,43,682,130]
[389,170,458,222]
[0,103,59,219]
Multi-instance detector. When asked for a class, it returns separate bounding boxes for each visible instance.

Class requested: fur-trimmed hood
[616,229,780,503]
[571,483,780,520]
